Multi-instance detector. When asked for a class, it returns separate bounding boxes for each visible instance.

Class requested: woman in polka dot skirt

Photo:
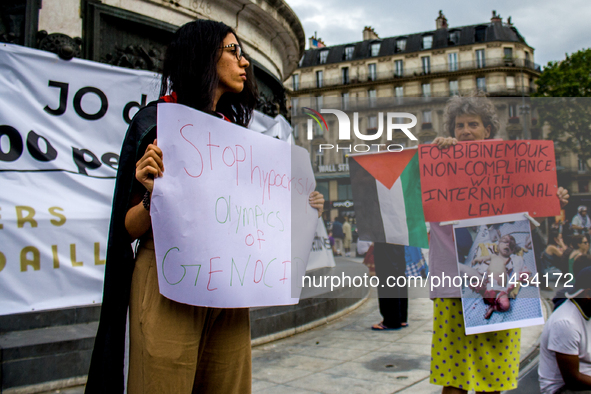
[427,94,569,394]
[430,298,521,392]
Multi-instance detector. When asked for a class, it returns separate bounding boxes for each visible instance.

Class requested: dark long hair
[547,229,561,247]
[160,20,258,127]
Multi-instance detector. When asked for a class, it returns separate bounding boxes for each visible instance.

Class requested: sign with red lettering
[151,103,318,308]
[418,140,560,222]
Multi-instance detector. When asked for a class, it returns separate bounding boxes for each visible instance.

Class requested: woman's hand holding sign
[557,186,569,208]
[125,139,164,240]
[433,136,458,149]
[136,139,164,193]
[309,191,324,217]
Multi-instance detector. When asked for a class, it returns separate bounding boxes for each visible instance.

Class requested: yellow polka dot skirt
[430,298,521,392]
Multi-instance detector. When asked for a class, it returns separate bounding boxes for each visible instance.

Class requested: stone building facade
[0,0,305,118]
[287,11,543,221]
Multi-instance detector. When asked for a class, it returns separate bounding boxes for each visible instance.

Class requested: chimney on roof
[491,10,502,24]
[436,10,448,29]
[309,32,326,49]
[363,26,379,41]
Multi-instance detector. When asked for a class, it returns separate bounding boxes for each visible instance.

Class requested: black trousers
[374,242,408,328]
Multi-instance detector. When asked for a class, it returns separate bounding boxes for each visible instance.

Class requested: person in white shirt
[572,206,591,236]
[539,266,591,394]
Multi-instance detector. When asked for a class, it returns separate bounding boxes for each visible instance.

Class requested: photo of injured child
[453,213,544,335]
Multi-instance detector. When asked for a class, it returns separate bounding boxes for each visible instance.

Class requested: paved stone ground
[249,283,544,394]
[251,289,434,394]
[40,256,545,394]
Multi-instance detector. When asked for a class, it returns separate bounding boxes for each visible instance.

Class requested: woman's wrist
[142,190,151,211]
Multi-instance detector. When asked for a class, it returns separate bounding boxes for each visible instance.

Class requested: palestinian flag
[349,148,428,248]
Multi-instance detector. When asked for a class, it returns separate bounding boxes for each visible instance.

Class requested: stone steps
[0,260,368,393]
[0,316,98,392]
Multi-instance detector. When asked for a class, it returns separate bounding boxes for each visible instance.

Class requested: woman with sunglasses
[86,20,324,393]
[567,234,590,275]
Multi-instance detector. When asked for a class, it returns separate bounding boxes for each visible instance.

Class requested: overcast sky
[285,0,591,67]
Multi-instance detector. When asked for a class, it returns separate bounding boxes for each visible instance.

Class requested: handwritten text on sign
[419,140,560,222]
[151,103,318,308]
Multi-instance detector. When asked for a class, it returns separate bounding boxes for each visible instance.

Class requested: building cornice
[104,0,305,80]
[288,65,541,95]
[296,40,535,72]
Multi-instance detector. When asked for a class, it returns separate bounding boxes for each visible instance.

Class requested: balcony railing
[556,165,589,174]
[291,86,538,114]
[409,85,536,98]
[293,57,541,91]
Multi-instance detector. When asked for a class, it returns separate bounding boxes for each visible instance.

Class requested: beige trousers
[128,240,252,393]
[334,238,344,254]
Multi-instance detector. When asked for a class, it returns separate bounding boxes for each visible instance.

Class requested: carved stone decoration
[256,92,288,119]
[0,31,20,45]
[103,44,163,72]
[1,0,41,48]
[37,31,82,60]
[0,1,26,45]
[83,1,174,72]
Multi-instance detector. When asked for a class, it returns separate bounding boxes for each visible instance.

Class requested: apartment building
[287,11,542,220]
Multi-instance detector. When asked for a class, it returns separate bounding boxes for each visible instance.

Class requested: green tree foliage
[532,48,591,167]
[534,49,591,97]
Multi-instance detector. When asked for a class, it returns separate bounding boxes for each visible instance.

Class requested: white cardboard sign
[152,103,318,307]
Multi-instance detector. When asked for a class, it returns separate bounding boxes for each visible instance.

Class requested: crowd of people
[326,216,356,256]
[84,18,591,394]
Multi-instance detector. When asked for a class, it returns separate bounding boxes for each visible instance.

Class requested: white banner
[0,44,160,315]
[152,104,318,307]
[307,218,336,271]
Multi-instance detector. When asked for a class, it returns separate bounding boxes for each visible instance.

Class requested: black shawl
[85,101,158,393]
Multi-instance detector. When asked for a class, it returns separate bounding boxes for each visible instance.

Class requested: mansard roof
[299,22,529,68]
